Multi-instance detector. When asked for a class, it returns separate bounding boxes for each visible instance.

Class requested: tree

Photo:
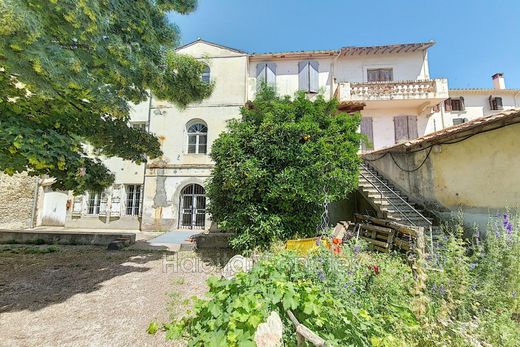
[206,88,363,251]
[0,0,213,192]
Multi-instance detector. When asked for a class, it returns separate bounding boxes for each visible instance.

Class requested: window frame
[87,192,101,215]
[125,184,142,217]
[201,64,210,83]
[366,68,394,82]
[186,122,208,154]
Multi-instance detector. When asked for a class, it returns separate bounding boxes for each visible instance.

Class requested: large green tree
[0,0,212,192]
[207,88,362,251]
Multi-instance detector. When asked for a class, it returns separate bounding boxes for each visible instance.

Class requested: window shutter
[110,186,121,217]
[495,97,503,110]
[407,116,418,139]
[298,61,309,91]
[266,63,277,87]
[360,117,374,152]
[489,95,494,110]
[444,98,453,112]
[309,61,319,93]
[459,96,465,111]
[256,63,267,90]
[394,116,409,144]
[72,195,83,215]
[99,191,108,216]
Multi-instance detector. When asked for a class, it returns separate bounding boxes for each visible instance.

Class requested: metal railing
[359,162,432,227]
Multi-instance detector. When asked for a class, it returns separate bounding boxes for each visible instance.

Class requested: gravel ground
[0,246,224,347]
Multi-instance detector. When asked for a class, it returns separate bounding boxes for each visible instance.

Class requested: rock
[254,311,283,347]
[221,255,253,280]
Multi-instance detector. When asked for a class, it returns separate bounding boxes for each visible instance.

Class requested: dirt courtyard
[0,246,224,347]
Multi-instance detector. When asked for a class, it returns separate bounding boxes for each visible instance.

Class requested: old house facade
[29,39,519,231]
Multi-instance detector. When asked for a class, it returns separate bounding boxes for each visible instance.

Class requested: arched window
[187,122,208,154]
[201,64,210,83]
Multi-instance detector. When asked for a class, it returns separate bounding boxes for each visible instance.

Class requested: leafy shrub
[160,214,520,346]
[206,87,363,251]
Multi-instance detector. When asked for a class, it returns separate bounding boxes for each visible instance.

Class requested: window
[201,64,210,83]
[432,103,441,113]
[444,97,465,112]
[367,68,393,82]
[187,122,208,154]
[489,96,503,111]
[130,122,147,131]
[394,116,418,143]
[87,192,101,215]
[298,61,319,93]
[256,63,276,91]
[125,184,141,216]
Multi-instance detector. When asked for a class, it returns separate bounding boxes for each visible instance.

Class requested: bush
[206,87,363,251]
[161,214,520,346]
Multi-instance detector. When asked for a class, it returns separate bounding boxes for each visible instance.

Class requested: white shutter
[298,61,309,91]
[110,186,121,217]
[309,61,319,93]
[266,63,276,87]
[256,63,266,91]
[99,191,108,216]
[72,195,83,215]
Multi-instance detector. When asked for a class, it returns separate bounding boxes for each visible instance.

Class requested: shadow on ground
[0,245,170,313]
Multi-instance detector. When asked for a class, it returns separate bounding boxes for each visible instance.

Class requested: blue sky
[170,0,520,89]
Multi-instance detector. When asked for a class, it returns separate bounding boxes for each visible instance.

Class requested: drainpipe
[515,90,520,108]
[138,94,153,231]
[30,177,39,228]
[440,98,446,129]
[330,50,341,100]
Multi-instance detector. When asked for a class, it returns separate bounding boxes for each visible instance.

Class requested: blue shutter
[309,61,319,93]
[266,63,276,88]
[256,63,266,91]
[298,61,309,91]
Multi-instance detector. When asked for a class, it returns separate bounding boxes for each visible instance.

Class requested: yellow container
[286,237,330,254]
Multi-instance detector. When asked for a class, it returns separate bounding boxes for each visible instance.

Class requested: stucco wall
[367,122,520,229]
[334,51,429,83]
[0,173,36,229]
[428,91,520,132]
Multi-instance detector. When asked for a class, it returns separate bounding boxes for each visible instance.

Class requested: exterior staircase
[358,162,434,229]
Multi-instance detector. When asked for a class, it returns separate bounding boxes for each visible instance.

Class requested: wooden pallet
[354,213,424,253]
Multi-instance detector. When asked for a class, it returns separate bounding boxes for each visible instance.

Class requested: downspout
[330,50,341,100]
[138,94,153,231]
[440,98,446,129]
[30,177,39,228]
[515,90,520,108]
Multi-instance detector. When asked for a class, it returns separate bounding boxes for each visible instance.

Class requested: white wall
[334,51,429,83]
[428,91,520,130]
[248,58,333,99]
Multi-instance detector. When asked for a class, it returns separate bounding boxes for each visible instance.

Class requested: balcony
[335,79,449,111]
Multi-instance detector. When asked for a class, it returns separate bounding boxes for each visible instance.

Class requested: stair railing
[360,162,432,227]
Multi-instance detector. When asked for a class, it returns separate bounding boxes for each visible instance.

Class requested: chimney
[492,73,506,90]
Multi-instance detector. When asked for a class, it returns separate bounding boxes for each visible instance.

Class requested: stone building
[25,39,519,231]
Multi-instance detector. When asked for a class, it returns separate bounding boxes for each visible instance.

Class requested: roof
[340,41,435,56]
[250,49,338,60]
[362,109,520,155]
[175,38,247,55]
[250,41,435,60]
[449,88,520,95]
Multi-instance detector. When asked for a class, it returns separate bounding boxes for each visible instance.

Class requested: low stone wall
[0,230,136,246]
[0,173,36,229]
[193,232,235,249]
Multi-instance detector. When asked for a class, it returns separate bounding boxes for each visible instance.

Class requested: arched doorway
[179,184,206,229]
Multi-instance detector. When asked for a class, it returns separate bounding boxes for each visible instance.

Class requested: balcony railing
[336,79,448,103]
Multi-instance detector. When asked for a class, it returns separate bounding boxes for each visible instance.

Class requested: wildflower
[353,244,360,254]
[469,263,477,270]
[512,291,517,298]
[317,270,325,282]
[368,265,380,275]
[332,238,342,245]
[506,222,513,234]
[316,238,321,246]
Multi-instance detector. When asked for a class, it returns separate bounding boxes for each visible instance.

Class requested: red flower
[368,265,380,275]
[332,238,342,245]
